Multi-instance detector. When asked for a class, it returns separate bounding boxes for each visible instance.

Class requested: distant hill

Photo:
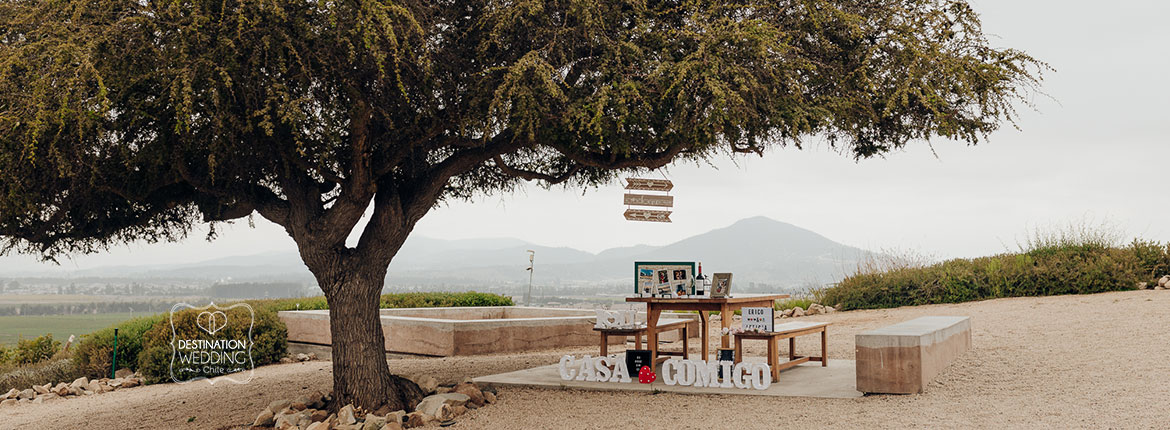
[2,217,872,290]
[387,216,871,290]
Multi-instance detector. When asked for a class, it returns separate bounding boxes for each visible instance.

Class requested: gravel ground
[2,289,1168,429]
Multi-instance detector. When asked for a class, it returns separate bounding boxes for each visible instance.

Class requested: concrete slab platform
[279,307,699,356]
[474,356,862,399]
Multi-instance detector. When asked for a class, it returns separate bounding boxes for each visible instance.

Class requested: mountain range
[19,217,872,290]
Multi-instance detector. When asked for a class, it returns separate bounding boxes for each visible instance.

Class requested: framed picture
[711,273,732,298]
[634,261,696,295]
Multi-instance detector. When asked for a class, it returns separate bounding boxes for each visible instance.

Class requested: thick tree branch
[171,148,291,227]
[355,130,522,263]
[492,155,580,184]
[548,140,690,170]
[302,102,378,247]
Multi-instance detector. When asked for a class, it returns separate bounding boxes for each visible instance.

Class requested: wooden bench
[595,319,689,359]
[855,316,971,394]
[734,321,829,382]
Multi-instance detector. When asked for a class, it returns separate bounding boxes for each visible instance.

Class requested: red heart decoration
[637,365,656,384]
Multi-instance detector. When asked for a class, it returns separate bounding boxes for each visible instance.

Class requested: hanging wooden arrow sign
[624,209,672,223]
[625,178,674,192]
[623,193,674,207]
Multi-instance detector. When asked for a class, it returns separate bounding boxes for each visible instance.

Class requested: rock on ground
[254,408,275,427]
[408,374,439,395]
[416,392,470,417]
[452,383,484,407]
[337,404,357,425]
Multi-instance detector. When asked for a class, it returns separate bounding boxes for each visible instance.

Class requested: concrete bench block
[855,316,971,394]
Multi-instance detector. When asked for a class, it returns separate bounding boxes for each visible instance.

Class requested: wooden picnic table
[625,294,790,362]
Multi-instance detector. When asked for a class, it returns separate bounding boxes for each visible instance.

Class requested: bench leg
[647,307,661,362]
[634,333,642,350]
[821,329,828,367]
[681,327,689,360]
[734,336,743,364]
[600,333,608,357]
[789,337,795,361]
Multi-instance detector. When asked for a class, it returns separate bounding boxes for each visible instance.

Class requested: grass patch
[0,358,84,393]
[0,312,138,347]
[775,298,815,311]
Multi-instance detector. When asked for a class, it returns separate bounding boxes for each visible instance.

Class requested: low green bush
[72,314,167,378]
[821,239,1169,310]
[136,306,286,384]
[13,334,61,365]
[0,345,11,366]
[63,291,509,384]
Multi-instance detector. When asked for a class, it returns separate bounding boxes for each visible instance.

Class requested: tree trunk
[317,259,424,412]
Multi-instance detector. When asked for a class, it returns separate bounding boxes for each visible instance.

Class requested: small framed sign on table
[711,273,732,298]
[743,307,774,332]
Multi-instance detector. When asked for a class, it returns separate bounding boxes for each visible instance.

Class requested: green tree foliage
[0,0,1043,410]
[0,0,1043,257]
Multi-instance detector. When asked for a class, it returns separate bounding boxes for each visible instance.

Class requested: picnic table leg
[600,332,608,357]
[646,306,661,363]
[821,328,828,367]
[734,336,742,364]
[720,304,732,349]
[681,326,689,360]
[634,332,642,350]
[698,311,710,361]
[789,337,795,360]
[769,337,779,382]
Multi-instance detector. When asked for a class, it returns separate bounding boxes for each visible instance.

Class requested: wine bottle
[695,262,706,296]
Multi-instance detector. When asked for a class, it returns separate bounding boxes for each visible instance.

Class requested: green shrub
[137,306,286,384]
[0,358,84,393]
[13,334,61,365]
[821,239,1168,310]
[1130,239,1170,279]
[0,345,10,366]
[72,314,167,378]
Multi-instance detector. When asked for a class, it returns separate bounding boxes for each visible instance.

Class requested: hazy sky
[2,0,1168,272]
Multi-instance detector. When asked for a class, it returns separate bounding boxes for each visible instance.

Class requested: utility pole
[525,250,535,306]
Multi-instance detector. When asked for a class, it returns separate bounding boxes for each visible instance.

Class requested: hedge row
[253,291,514,312]
[821,240,1170,310]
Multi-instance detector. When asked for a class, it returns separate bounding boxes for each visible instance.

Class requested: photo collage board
[633,261,696,297]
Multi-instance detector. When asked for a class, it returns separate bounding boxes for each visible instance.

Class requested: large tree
[0,0,1041,411]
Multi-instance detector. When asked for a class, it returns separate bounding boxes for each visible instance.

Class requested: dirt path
[3,289,1169,429]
